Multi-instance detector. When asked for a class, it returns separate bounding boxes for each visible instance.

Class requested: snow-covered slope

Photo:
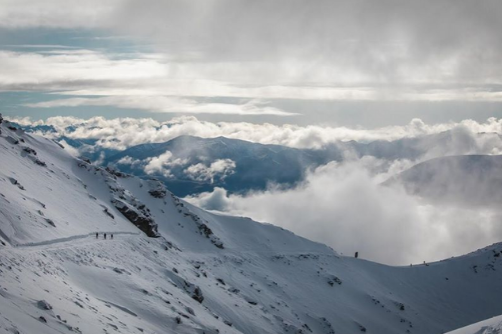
[446,314,502,334]
[2,118,502,334]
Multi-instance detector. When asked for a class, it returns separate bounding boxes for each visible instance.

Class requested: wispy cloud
[24,96,297,116]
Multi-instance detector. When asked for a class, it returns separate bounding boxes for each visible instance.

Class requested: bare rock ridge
[76,158,160,237]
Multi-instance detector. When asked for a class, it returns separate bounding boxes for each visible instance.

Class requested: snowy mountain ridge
[1,117,502,334]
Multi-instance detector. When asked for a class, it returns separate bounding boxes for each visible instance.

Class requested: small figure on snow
[111,234,114,239]
[96,232,98,239]
[354,251,359,258]
[104,233,107,239]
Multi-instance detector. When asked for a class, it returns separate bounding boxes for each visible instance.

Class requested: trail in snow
[2,231,141,249]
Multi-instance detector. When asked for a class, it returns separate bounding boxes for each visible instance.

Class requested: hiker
[104,233,107,239]
[355,251,359,258]
[96,232,98,239]
[111,234,113,239]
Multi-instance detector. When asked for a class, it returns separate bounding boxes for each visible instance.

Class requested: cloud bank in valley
[186,159,502,266]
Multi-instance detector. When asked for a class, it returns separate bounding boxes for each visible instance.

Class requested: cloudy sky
[1,0,502,126]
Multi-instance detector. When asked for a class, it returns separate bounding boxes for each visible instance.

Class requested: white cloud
[184,159,236,183]
[143,151,187,177]
[25,96,296,116]
[117,156,141,166]
[185,159,502,265]
[8,115,502,152]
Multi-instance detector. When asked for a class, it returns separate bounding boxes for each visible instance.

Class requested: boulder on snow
[34,159,47,167]
[8,177,25,190]
[37,300,53,310]
[192,286,204,303]
[327,275,342,286]
[45,219,56,227]
[22,146,37,155]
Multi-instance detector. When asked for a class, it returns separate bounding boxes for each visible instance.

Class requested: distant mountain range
[13,122,502,196]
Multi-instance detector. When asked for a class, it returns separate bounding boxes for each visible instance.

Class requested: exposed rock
[327,275,342,286]
[37,300,53,310]
[34,159,47,167]
[106,166,127,178]
[45,219,56,227]
[149,189,167,198]
[102,207,115,219]
[8,177,25,190]
[147,179,167,198]
[112,199,158,237]
[192,286,204,303]
[22,146,37,155]
[79,157,91,164]
[52,140,64,149]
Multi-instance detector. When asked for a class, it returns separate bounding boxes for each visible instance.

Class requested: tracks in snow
[0,231,141,250]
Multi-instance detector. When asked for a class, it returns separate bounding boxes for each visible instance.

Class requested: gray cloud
[25,96,296,116]
[1,1,502,107]
[109,0,502,85]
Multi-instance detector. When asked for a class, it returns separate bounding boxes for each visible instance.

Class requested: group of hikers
[95,232,113,239]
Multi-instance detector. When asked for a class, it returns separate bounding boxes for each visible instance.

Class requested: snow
[446,314,502,334]
[2,120,502,334]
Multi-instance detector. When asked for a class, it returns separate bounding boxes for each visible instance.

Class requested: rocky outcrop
[22,146,37,155]
[76,161,159,237]
[171,194,224,249]
[105,166,128,178]
[147,179,167,199]
[112,199,158,237]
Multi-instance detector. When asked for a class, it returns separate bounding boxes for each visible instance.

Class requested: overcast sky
[1,0,502,127]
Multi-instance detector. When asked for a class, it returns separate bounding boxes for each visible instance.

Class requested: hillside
[1,118,502,334]
[103,135,338,196]
[446,314,502,334]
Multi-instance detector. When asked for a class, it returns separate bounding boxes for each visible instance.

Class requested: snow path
[3,231,141,249]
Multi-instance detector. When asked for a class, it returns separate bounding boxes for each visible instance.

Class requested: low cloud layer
[186,159,502,265]
[9,115,502,152]
[25,96,294,116]
[184,159,235,183]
